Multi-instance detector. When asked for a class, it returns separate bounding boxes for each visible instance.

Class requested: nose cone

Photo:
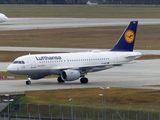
[7,64,16,74]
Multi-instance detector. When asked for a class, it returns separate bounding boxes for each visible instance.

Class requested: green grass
[15,88,160,108]
[1,25,160,50]
[0,71,27,80]
[0,5,160,18]
[2,88,159,119]
[10,87,160,114]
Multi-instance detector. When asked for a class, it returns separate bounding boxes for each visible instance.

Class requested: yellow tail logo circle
[124,30,135,43]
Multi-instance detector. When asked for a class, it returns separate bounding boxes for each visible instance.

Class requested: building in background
[86,0,98,5]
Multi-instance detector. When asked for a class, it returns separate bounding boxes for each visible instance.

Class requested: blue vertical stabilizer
[110,21,138,52]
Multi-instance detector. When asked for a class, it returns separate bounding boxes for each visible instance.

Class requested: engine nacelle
[61,70,80,81]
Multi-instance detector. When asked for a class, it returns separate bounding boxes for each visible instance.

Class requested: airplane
[7,21,142,85]
[86,1,98,5]
[0,13,8,23]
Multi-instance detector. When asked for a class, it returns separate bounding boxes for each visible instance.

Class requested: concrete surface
[0,18,160,31]
[0,59,160,93]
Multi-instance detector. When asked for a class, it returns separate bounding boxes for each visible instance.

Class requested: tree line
[0,0,160,4]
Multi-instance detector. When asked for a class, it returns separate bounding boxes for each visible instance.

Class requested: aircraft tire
[26,80,31,85]
[57,77,64,83]
[80,77,88,84]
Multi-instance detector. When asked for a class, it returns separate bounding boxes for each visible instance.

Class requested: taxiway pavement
[0,59,160,93]
[1,18,160,31]
[0,46,160,54]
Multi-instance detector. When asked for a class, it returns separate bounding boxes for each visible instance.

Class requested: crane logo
[125,30,135,43]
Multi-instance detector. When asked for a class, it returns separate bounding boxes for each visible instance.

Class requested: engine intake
[61,70,80,81]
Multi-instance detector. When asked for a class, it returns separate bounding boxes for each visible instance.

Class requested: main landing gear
[57,77,64,83]
[80,77,88,83]
[57,76,88,83]
[26,77,31,85]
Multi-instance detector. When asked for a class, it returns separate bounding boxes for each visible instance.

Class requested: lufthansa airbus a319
[7,21,142,85]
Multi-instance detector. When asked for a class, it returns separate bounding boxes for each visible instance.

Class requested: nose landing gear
[26,80,31,85]
[26,77,31,85]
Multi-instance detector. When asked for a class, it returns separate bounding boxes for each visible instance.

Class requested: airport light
[69,88,73,120]
[5,94,10,120]
[151,108,154,120]
[19,102,22,115]
[81,105,84,120]
[99,94,104,119]
[99,87,110,120]
[38,103,40,115]
[27,103,30,115]
[48,104,51,115]
[69,98,73,120]
[139,107,142,120]
[128,107,130,120]
[59,104,62,117]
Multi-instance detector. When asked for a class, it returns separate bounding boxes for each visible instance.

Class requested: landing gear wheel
[57,77,64,83]
[26,80,31,85]
[80,77,88,84]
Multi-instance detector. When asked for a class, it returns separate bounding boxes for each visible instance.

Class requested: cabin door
[113,53,118,64]
[30,57,36,68]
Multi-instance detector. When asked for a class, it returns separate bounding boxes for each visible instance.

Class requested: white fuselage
[7,50,141,76]
[0,13,8,23]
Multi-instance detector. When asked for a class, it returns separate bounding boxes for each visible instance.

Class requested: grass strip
[3,87,160,118]
[0,25,160,49]
[16,87,160,109]
[0,71,58,80]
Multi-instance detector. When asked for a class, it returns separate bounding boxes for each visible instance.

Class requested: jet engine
[61,70,80,81]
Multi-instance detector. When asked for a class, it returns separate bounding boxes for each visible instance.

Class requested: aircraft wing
[50,63,122,73]
[75,63,122,72]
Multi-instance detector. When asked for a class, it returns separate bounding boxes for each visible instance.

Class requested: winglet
[110,21,138,52]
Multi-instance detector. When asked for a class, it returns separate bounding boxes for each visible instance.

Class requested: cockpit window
[13,61,25,64]
[13,61,18,64]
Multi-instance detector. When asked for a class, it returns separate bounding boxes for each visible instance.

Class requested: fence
[1,102,160,120]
